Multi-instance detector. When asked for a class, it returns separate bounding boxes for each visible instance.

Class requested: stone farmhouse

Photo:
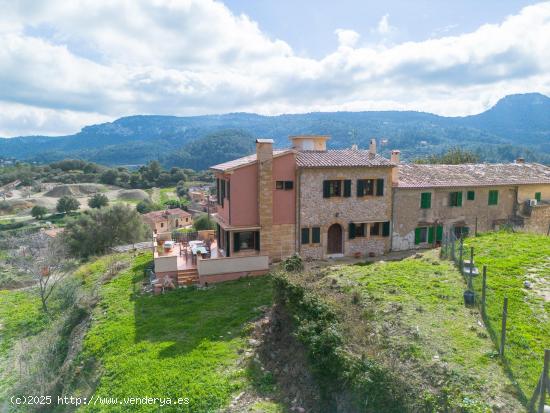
[210,135,550,263]
[142,208,192,234]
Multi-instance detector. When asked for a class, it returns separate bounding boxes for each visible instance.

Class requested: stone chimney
[515,157,525,164]
[369,138,377,156]
[391,150,400,184]
[256,139,273,260]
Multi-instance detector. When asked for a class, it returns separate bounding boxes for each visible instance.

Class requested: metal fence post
[500,297,508,356]
[538,349,549,413]
[481,265,487,316]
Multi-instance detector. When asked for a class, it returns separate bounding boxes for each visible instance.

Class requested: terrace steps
[177,268,199,286]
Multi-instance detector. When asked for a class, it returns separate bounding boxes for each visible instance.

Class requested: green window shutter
[348,223,356,239]
[357,180,364,197]
[376,179,384,196]
[312,227,320,243]
[467,190,475,201]
[535,192,542,202]
[382,221,390,237]
[436,225,443,242]
[414,227,422,245]
[323,181,330,198]
[457,191,463,207]
[420,192,431,209]
[255,231,260,251]
[428,227,434,243]
[301,228,310,244]
[488,190,499,205]
[344,180,352,197]
[233,232,240,252]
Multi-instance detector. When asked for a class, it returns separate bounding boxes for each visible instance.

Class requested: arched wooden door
[327,224,343,254]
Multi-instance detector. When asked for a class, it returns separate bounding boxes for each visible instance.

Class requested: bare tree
[7,233,73,313]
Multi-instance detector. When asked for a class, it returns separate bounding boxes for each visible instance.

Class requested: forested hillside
[1,93,549,169]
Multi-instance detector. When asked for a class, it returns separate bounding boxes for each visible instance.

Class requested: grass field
[80,254,276,412]
[322,249,524,411]
[0,288,48,399]
[464,232,550,400]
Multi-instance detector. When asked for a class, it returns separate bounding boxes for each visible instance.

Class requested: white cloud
[376,14,395,35]
[335,29,360,48]
[0,0,550,136]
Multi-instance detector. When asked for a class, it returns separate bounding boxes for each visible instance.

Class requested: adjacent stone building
[391,161,550,250]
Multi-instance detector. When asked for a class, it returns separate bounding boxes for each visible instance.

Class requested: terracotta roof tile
[142,208,191,221]
[396,163,550,188]
[210,149,292,171]
[296,150,393,168]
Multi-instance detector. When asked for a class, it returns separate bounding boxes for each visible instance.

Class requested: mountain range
[1,93,549,170]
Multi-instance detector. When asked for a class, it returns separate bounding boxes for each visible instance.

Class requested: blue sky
[0,0,549,137]
[224,0,535,57]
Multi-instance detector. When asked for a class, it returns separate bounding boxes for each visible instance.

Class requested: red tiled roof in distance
[210,149,293,172]
[142,208,191,221]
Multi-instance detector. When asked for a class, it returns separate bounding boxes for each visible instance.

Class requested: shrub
[88,193,109,209]
[193,214,215,230]
[31,205,48,219]
[63,205,148,258]
[56,196,80,214]
[281,254,304,272]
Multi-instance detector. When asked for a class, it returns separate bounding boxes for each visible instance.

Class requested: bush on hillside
[31,205,48,219]
[63,204,148,258]
[56,196,80,213]
[88,193,109,209]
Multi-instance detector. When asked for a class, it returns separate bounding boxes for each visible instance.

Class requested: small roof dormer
[289,135,330,151]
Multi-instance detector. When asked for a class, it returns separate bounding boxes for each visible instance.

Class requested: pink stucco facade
[215,152,296,227]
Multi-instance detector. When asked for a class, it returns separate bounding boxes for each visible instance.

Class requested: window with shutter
[301,228,310,244]
[376,179,384,196]
[420,192,431,209]
[255,231,261,251]
[467,191,475,201]
[323,181,330,198]
[370,222,381,236]
[382,221,390,237]
[488,190,499,205]
[449,191,462,207]
[348,223,356,239]
[436,225,443,242]
[535,192,542,202]
[284,181,294,190]
[428,227,434,243]
[415,227,428,244]
[356,223,365,237]
[356,180,364,197]
[344,180,351,197]
[312,227,320,243]
[227,181,230,200]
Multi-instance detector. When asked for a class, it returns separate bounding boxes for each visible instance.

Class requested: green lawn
[464,232,550,400]
[80,255,274,412]
[334,250,524,411]
[159,187,177,203]
[0,289,48,399]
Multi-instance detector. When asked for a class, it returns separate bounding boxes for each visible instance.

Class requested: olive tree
[63,204,148,258]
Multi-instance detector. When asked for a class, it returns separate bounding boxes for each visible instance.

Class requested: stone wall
[298,166,393,259]
[271,223,296,262]
[392,186,517,251]
[257,141,274,260]
[523,204,550,234]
